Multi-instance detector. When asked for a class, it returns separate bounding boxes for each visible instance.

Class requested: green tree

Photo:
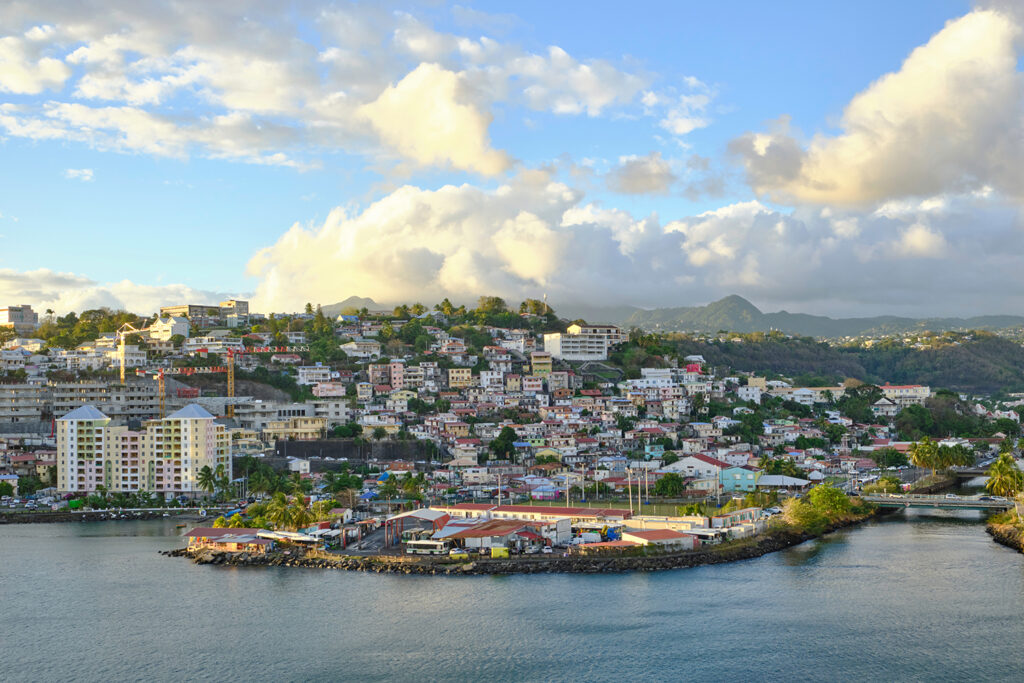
[490,426,518,461]
[986,452,1024,498]
[653,472,686,497]
[806,484,851,518]
[196,465,216,497]
[0,481,13,497]
[781,498,828,535]
[212,515,228,528]
[908,436,939,475]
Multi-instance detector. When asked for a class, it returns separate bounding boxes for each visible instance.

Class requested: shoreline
[0,510,211,524]
[165,513,877,576]
[986,522,1024,554]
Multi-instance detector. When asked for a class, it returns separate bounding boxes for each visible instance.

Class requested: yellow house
[530,351,552,377]
[391,389,417,402]
[445,421,471,437]
[448,368,472,388]
[534,447,562,462]
[263,417,327,441]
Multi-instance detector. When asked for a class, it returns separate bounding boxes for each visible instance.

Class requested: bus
[405,539,452,555]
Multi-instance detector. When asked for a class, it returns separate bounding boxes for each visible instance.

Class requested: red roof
[690,453,732,468]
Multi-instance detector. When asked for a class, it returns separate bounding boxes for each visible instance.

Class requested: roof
[167,404,215,420]
[756,474,811,486]
[57,405,109,421]
[622,529,693,541]
[185,527,264,538]
[449,520,528,539]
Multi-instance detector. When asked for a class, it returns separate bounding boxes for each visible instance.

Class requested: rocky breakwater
[986,522,1024,554]
[163,518,868,575]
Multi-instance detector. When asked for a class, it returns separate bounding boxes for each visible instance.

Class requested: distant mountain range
[559,295,1024,338]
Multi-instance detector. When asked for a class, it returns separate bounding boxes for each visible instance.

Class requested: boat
[198,509,207,517]
[175,523,186,528]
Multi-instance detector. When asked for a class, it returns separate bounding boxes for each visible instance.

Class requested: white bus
[405,539,452,555]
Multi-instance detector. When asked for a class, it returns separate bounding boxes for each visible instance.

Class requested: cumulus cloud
[245,176,1024,316]
[0,268,235,315]
[732,9,1024,205]
[0,1,650,174]
[63,168,94,181]
[606,152,677,195]
[358,63,511,176]
[0,34,70,94]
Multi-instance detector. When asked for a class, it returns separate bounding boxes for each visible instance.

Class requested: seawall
[167,515,872,576]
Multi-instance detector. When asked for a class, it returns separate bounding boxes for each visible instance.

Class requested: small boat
[198,509,207,517]
[175,523,186,528]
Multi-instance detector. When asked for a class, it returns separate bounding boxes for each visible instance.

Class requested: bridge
[861,493,1011,511]
[949,468,989,478]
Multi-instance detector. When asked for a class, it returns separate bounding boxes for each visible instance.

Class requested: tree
[781,498,827,535]
[986,452,1024,498]
[265,493,293,530]
[197,466,216,497]
[490,426,517,461]
[653,472,686,497]
[0,481,13,497]
[908,436,939,475]
[212,515,228,528]
[869,447,908,469]
[372,427,387,441]
[807,485,851,518]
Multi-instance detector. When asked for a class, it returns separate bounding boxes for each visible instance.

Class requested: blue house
[720,466,760,493]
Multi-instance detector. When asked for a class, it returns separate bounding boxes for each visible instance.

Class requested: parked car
[541,546,553,554]
[945,493,960,499]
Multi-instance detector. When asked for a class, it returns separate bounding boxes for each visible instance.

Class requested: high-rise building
[0,305,38,334]
[56,403,230,497]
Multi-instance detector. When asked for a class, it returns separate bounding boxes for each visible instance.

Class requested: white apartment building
[149,316,190,341]
[297,363,334,386]
[880,384,930,407]
[543,332,608,361]
[565,323,626,346]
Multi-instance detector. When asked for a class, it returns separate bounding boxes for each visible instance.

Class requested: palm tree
[290,498,313,531]
[196,466,216,498]
[986,452,1024,498]
[265,493,292,530]
[908,437,939,476]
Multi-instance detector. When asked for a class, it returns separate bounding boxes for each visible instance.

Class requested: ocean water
[3,509,1022,682]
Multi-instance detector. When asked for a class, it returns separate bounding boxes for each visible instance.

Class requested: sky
[1,0,1023,318]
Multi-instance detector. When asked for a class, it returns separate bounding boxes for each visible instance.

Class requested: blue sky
[3,0,1022,317]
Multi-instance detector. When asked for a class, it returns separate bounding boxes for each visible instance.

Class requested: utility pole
[627,468,633,515]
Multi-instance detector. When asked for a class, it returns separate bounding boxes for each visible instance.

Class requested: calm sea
[3,509,1022,682]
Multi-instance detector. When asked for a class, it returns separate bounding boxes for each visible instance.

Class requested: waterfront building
[0,305,38,334]
[56,403,230,497]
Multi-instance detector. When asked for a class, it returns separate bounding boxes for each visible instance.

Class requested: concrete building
[297,363,333,386]
[565,323,626,346]
[543,332,608,361]
[57,403,230,497]
[149,316,190,341]
[0,305,38,334]
[0,383,44,421]
[530,351,553,377]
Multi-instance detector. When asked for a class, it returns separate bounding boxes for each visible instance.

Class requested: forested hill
[561,294,1024,337]
[631,333,1024,394]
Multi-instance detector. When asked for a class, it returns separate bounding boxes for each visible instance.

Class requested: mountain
[321,296,382,317]
[565,295,1024,338]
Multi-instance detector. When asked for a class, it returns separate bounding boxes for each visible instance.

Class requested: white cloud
[63,168,94,182]
[246,176,1024,316]
[732,9,1024,205]
[0,35,70,94]
[606,152,677,195]
[0,268,235,315]
[358,63,511,176]
[0,2,652,174]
